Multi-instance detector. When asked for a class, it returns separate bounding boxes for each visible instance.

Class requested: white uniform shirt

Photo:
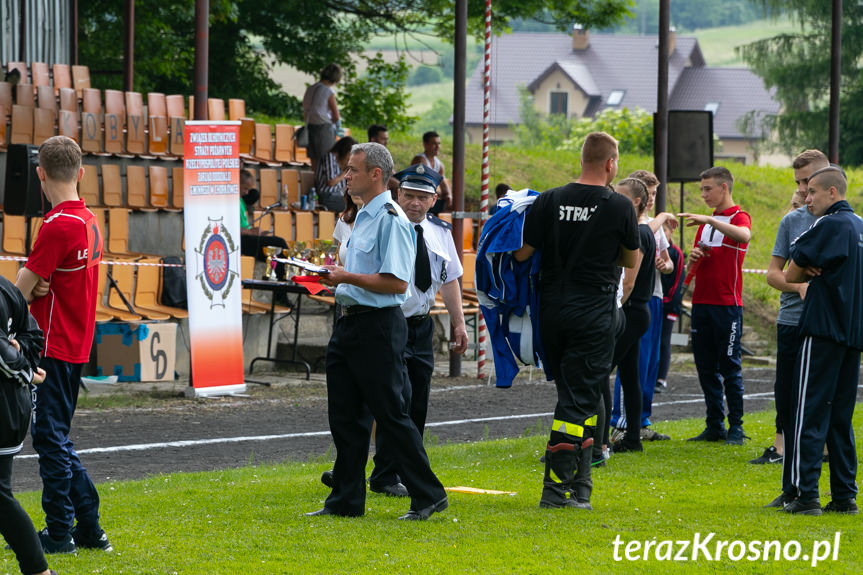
[401,214,463,318]
[333,217,352,264]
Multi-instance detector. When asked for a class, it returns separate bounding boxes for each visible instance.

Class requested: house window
[705,102,720,115]
[607,90,625,106]
[550,92,568,116]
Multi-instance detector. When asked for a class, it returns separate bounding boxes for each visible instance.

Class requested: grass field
[407,80,456,116]
[5,408,861,574]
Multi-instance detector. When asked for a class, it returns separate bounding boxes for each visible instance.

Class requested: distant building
[465,27,781,164]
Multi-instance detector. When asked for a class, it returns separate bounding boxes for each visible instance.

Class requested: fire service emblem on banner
[195,217,238,307]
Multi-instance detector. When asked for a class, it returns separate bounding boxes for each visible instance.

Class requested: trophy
[262,246,282,281]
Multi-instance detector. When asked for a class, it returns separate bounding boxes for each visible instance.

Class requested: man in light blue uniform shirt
[760,151,827,499]
[307,143,448,521]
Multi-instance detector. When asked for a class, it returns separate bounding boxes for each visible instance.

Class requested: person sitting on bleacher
[239,168,289,278]
[315,136,356,212]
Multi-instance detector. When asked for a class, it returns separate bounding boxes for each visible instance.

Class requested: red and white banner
[183,121,245,396]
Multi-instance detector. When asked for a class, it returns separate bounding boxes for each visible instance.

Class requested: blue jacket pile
[475,190,548,387]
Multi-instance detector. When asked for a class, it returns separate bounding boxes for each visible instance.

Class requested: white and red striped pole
[477,0,492,380]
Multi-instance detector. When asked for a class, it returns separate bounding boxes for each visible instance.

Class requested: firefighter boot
[539,442,581,509]
[570,439,594,510]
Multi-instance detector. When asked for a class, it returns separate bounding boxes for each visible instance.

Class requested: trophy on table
[262,246,282,281]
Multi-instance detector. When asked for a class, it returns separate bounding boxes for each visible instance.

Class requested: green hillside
[693,17,800,67]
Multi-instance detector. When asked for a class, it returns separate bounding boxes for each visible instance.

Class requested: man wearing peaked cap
[395,163,443,194]
[366,162,469,498]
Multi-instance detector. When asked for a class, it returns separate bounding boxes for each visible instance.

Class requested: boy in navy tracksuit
[775,166,863,515]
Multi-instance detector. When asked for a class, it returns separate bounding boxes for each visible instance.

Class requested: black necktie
[414,225,432,292]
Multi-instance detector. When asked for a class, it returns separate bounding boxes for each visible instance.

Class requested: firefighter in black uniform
[775,166,863,515]
[514,132,640,509]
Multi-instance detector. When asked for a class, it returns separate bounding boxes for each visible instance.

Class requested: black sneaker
[71,526,113,552]
[687,428,726,442]
[822,499,858,515]
[764,492,795,509]
[38,529,76,554]
[750,446,783,464]
[784,498,822,516]
[725,425,749,446]
[654,380,667,394]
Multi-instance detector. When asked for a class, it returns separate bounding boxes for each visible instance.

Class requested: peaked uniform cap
[395,163,443,194]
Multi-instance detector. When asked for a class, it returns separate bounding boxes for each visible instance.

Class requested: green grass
[6,408,861,574]
[692,17,801,67]
[406,80,455,116]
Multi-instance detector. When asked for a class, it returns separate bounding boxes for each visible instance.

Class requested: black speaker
[4,144,50,216]
[667,111,714,182]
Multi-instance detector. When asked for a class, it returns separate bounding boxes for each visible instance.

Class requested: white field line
[17,387,861,460]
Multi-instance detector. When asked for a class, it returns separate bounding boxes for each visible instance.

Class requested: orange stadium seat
[52,64,72,93]
[33,107,56,145]
[30,62,50,88]
[281,168,300,207]
[101,164,123,206]
[1,215,28,254]
[10,105,34,145]
[171,166,184,209]
[148,166,170,209]
[259,169,279,207]
[71,65,91,93]
[94,263,132,321]
[136,258,188,319]
[294,211,314,243]
[36,85,55,109]
[317,211,335,241]
[79,164,101,207]
[15,84,34,108]
[228,98,245,121]
[274,124,295,163]
[126,165,149,209]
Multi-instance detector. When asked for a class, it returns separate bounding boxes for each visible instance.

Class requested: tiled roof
[670,67,781,139]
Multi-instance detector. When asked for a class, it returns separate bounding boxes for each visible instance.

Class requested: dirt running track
[11,366,863,492]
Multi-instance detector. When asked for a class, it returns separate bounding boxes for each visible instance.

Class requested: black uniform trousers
[540,287,617,439]
[788,335,860,502]
[609,303,651,443]
[776,323,802,495]
[369,314,436,489]
[324,307,445,516]
[691,304,744,432]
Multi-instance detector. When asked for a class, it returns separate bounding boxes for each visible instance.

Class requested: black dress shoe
[321,470,334,488]
[370,482,409,498]
[398,496,449,520]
